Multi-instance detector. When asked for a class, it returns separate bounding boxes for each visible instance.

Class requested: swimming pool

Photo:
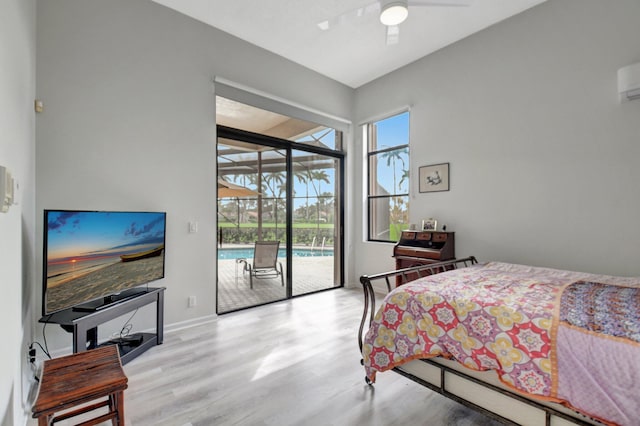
[217,247,333,260]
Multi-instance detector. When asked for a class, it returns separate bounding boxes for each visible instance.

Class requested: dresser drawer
[433,233,448,242]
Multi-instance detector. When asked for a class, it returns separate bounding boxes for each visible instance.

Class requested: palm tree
[293,168,309,221]
[308,169,330,234]
[380,147,408,193]
[320,191,334,223]
[380,147,409,239]
[398,168,410,192]
[308,169,329,197]
[239,172,262,240]
[263,171,286,237]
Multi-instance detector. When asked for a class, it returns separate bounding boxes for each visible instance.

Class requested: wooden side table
[32,345,128,426]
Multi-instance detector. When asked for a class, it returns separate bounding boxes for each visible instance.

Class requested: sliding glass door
[217,139,288,312]
[216,126,343,314]
[291,149,341,296]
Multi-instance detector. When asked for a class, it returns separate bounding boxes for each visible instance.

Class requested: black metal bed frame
[358,257,599,426]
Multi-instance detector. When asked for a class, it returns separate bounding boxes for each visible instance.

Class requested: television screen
[43,210,166,315]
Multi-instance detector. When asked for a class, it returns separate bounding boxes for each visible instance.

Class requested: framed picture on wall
[419,163,450,193]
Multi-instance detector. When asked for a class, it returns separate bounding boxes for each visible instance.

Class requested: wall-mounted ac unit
[618,62,640,102]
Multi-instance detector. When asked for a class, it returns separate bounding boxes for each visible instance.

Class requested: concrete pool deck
[217,244,338,313]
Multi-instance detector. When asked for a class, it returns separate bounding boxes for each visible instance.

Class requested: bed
[358,257,640,426]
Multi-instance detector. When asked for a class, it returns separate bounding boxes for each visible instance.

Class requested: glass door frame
[217,125,344,306]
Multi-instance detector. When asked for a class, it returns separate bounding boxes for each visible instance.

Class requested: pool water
[218,247,333,260]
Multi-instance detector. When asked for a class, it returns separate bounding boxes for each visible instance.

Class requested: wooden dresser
[393,231,455,286]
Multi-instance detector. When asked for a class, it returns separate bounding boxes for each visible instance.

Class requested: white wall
[353,0,640,279]
[31,0,640,400]
[35,0,353,353]
[0,0,37,424]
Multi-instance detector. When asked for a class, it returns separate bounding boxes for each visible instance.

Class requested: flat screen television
[42,210,166,316]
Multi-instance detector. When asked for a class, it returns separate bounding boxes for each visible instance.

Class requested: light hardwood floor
[33,288,501,425]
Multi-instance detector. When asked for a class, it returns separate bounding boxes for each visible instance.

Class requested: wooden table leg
[114,390,125,426]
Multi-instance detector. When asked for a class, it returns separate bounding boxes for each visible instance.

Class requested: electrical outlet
[188,295,197,308]
[28,344,36,363]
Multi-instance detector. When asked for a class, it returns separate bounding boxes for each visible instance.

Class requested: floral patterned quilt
[362,262,640,425]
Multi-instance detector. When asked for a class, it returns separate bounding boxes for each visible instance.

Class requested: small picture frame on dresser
[422,218,437,231]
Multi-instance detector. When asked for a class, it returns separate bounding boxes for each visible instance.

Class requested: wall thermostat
[0,165,15,213]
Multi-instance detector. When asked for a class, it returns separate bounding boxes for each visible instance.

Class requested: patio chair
[238,241,285,289]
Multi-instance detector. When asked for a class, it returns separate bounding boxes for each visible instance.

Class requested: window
[366,111,409,242]
[295,127,342,151]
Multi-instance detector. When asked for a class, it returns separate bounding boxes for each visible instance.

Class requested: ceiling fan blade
[386,25,400,45]
[408,0,473,7]
[317,1,381,31]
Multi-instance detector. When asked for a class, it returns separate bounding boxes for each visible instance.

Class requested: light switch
[188,296,197,307]
[188,221,198,233]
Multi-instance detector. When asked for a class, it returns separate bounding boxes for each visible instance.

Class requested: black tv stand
[112,333,144,346]
[40,287,165,364]
[72,288,147,312]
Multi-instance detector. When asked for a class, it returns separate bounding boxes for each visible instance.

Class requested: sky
[46,211,166,261]
[372,111,410,195]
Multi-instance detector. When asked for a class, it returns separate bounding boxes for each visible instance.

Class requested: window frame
[365,111,410,243]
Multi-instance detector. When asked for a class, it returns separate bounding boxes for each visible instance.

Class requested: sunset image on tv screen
[44,210,166,314]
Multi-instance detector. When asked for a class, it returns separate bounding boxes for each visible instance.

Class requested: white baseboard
[164,314,217,334]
